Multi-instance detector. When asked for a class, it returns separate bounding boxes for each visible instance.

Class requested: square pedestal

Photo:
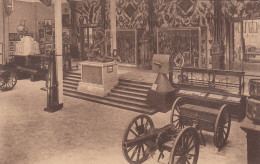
[77,61,118,97]
[147,89,177,113]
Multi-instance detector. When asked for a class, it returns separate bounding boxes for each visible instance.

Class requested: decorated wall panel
[105,29,136,64]
[154,0,212,28]
[116,0,149,29]
[157,27,207,68]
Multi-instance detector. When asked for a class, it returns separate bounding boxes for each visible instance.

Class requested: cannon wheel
[214,104,231,149]
[122,114,155,164]
[169,126,200,164]
[0,70,17,91]
[170,97,185,128]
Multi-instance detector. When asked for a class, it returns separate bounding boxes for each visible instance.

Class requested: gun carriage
[122,114,200,164]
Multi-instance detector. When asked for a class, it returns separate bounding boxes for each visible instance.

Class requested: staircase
[63,71,157,115]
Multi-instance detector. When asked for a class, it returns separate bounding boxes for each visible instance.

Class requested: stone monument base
[77,61,118,97]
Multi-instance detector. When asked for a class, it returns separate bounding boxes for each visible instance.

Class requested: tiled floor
[0,77,248,164]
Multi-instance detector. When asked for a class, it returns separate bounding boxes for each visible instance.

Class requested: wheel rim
[214,105,231,149]
[0,71,17,91]
[169,127,200,164]
[171,97,184,129]
[122,114,155,164]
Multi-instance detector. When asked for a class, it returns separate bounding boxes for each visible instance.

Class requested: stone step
[119,78,153,86]
[105,96,150,108]
[64,74,81,79]
[107,92,147,103]
[64,71,81,76]
[63,90,157,115]
[115,85,149,94]
[63,80,78,86]
[118,81,152,90]
[63,83,77,90]
[111,88,147,98]
[63,76,81,82]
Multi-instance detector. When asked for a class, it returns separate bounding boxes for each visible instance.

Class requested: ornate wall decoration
[116,0,148,29]
[157,28,204,68]
[154,0,212,28]
[68,0,103,36]
[105,29,136,64]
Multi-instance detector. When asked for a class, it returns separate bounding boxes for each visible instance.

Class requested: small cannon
[122,114,200,164]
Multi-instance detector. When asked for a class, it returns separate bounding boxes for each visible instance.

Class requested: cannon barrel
[123,124,177,148]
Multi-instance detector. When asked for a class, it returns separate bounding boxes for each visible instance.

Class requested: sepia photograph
[1,0,260,164]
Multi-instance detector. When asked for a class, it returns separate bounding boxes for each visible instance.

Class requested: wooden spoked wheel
[169,126,200,164]
[214,104,231,149]
[0,70,17,91]
[122,114,155,164]
[170,97,185,129]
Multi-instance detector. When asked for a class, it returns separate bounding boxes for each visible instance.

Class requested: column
[110,0,116,55]
[54,0,63,105]
[0,1,4,64]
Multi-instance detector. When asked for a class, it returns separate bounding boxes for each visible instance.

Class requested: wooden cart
[171,67,246,150]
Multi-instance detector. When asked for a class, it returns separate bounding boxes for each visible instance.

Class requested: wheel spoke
[127,145,136,153]
[137,146,141,161]
[187,135,195,149]
[172,118,180,124]
[186,157,191,164]
[187,153,195,157]
[187,144,196,152]
[141,145,145,156]
[130,145,139,160]
[134,121,138,127]
[130,129,138,137]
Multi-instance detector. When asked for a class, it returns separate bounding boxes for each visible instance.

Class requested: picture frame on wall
[62,14,70,28]
[45,44,53,51]
[44,19,53,36]
[9,33,20,41]
[44,19,52,28]
[45,36,53,43]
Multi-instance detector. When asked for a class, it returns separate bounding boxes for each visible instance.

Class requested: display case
[156,27,208,68]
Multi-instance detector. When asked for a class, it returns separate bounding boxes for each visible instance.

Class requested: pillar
[54,0,63,106]
[0,1,4,64]
[110,0,116,55]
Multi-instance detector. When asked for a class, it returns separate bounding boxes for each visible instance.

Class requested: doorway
[231,18,260,72]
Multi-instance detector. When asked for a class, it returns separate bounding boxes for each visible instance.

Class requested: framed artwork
[45,19,53,36]
[37,21,44,27]
[9,46,15,51]
[44,19,52,28]
[45,36,53,43]
[9,51,14,56]
[62,14,70,28]
[9,41,16,46]
[45,44,53,51]
[9,33,20,41]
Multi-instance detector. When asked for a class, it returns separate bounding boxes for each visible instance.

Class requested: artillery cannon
[122,114,200,164]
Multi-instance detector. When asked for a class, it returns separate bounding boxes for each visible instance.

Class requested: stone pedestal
[77,61,118,97]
